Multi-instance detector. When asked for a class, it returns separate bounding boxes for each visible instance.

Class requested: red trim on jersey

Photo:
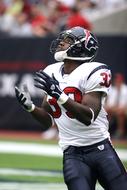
[48,87,82,119]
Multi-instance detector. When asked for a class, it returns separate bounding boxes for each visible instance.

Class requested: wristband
[57,93,69,105]
[27,104,35,112]
[89,108,95,123]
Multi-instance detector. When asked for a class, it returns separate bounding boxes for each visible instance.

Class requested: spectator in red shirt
[29,5,53,37]
[66,6,92,30]
[30,5,47,28]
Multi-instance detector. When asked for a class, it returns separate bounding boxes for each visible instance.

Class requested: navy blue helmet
[50,26,99,62]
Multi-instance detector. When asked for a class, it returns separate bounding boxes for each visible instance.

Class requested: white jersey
[44,62,111,151]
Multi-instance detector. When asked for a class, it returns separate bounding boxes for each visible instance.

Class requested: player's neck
[63,60,80,74]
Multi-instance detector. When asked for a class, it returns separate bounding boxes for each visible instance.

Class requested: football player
[15,26,127,190]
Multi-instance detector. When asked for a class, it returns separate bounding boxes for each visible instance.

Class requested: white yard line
[0,182,67,190]
[0,142,62,157]
[0,182,104,190]
[0,168,62,177]
[116,149,127,161]
[0,141,126,161]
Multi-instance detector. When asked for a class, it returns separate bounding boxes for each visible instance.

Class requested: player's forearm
[31,106,53,128]
[62,98,93,126]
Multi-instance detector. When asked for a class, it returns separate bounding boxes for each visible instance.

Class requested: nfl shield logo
[97,145,104,150]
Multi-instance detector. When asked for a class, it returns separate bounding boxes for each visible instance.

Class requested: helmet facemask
[50,32,75,61]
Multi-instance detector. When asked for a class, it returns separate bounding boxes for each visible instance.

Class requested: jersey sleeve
[84,67,111,96]
[43,62,63,77]
[43,65,52,77]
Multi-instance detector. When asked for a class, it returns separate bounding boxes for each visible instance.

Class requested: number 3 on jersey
[48,87,82,118]
[100,72,111,87]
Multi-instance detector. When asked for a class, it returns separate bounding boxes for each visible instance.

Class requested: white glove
[15,84,35,112]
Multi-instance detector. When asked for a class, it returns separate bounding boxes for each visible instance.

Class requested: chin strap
[54,49,94,62]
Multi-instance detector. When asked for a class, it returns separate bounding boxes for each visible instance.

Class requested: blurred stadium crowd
[0,0,126,37]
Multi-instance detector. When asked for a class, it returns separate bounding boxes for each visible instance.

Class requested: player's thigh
[63,156,96,190]
[99,173,127,190]
[108,174,127,190]
[97,144,127,190]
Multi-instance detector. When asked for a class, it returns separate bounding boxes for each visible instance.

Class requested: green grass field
[0,154,62,171]
[0,137,126,190]
[0,138,63,183]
